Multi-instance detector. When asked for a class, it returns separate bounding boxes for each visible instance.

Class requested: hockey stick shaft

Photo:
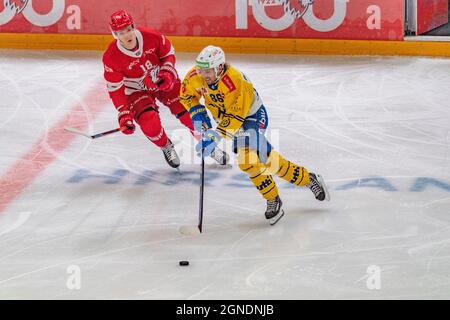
[178,130,206,236]
[198,140,205,233]
[64,126,127,139]
[90,127,125,139]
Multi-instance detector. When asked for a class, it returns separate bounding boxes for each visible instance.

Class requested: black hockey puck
[179,260,189,266]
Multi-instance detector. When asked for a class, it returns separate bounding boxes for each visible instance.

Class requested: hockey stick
[179,132,206,236]
[65,80,166,140]
[198,147,205,232]
[64,126,127,140]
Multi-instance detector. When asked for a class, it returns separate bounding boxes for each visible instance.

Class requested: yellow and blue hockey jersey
[179,64,262,139]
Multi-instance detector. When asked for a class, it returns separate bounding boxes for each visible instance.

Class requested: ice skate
[161,139,180,168]
[210,147,230,166]
[306,173,330,201]
[265,196,285,225]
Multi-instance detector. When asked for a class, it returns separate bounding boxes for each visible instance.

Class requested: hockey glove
[189,105,212,133]
[195,129,221,158]
[157,64,178,92]
[141,75,159,92]
[118,110,135,135]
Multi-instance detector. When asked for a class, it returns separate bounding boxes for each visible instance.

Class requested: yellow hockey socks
[237,148,279,200]
[265,150,310,187]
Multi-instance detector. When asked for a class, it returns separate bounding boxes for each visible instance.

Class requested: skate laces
[308,175,323,196]
[267,198,279,212]
[211,148,223,160]
[162,143,177,161]
[210,148,229,165]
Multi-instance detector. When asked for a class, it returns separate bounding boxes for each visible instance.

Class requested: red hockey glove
[118,110,135,135]
[157,64,178,92]
[142,75,159,92]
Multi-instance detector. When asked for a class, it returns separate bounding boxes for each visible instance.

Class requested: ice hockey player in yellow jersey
[180,46,330,225]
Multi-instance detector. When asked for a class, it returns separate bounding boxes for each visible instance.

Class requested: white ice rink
[0,49,450,299]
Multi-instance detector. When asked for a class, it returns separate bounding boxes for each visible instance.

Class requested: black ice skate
[210,147,230,165]
[265,196,285,226]
[306,173,330,201]
[161,139,180,168]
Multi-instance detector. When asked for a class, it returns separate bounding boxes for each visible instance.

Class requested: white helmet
[196,46,226,78]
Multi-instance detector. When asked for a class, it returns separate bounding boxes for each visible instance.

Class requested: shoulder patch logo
[222,75,236,92]
[221,117,231,127]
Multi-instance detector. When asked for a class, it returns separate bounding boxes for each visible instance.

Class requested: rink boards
[1,33,450,57]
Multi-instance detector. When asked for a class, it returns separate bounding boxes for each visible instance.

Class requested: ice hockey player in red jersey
[102,10,228,168]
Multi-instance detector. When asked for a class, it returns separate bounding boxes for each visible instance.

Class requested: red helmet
[109,10,134,32]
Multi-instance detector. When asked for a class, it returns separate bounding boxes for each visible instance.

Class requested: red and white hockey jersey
[102,27,176,111]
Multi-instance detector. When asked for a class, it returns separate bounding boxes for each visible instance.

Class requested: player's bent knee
[137,109,159,122]
[237,148,258,165]
[137,111,162,134]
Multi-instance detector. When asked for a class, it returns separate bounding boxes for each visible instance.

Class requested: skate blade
[317,174,331,201]
[269,209,285,226]
[179,225,201,236]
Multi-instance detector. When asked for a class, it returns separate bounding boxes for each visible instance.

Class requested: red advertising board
[416,0,448,35]
[0,0,405,40]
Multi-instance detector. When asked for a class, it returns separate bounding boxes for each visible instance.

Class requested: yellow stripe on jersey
[180,64,255,139]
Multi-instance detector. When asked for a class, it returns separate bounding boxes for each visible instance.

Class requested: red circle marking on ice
[0,82,109,214]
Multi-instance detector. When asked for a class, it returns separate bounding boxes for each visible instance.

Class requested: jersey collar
[116,29,144,58]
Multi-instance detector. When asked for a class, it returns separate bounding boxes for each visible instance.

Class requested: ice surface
[0,49,450,299]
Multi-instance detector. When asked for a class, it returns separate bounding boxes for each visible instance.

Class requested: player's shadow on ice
[286,207,332,223]
[289,207,330,215]
[235,207,331,229]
